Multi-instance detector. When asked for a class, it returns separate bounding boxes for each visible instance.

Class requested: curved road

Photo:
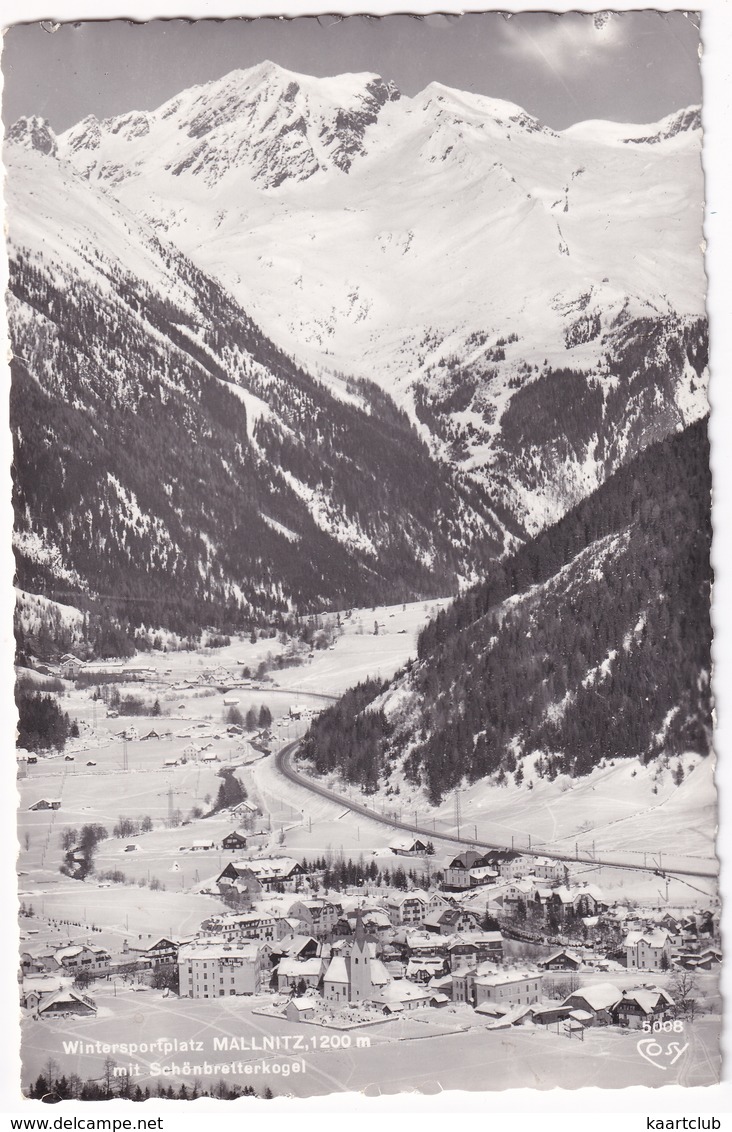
[274,741,718,881]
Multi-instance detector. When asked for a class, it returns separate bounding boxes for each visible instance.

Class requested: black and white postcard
[2,6,727,1111]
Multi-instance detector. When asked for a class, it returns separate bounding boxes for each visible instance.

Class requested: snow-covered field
[17,593,718,948]
[17,599,448,944]
[20,983,720,1095]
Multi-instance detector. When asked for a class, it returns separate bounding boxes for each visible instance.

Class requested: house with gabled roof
[561,982,623,1024]
[38,988,97,1017]
[611,985,675,1029]
[423,907,483,936]
[288,898,342,936]
[202,909,281,942]
[447,931,503,967]
[283,996,316,1023]
[53,944,110,976]
[624,928,671,971]
[389,836,429,856]
[222,830,248,851]
[216,856,309,892]
[540,948,584,972]
[372,980,433,1013]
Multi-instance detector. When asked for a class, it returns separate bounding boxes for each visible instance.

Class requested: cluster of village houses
[20,844,720,1032]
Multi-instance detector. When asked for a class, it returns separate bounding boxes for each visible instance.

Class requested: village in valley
[15,602,721,1098]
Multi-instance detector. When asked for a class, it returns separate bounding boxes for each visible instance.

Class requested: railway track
[274,741,719,881]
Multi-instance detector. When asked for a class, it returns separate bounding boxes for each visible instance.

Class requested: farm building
[561,983,623,1024]
[389,836,429,856]
[283,997,316,1023]
[222,830,248,851]
[37,989,97,1017]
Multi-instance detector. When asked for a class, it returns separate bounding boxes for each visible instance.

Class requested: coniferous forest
[10,241,506,656]
[299,419,713,801]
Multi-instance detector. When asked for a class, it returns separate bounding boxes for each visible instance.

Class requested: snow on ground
[19,983,720,1094]
[16,596,717,958]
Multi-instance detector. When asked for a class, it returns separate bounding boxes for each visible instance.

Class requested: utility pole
[122,738,128,773]
[455,791,461,840]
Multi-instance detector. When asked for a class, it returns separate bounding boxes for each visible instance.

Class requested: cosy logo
[636,1038,689,1070]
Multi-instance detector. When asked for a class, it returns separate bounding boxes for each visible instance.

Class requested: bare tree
[42,1058,59,1090]
[668,968,700,1020]
[102,1056,118,1096]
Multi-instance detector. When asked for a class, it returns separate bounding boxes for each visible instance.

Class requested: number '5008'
[641,1019,685,1033]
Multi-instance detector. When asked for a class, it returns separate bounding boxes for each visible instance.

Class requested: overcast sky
[1,11,702,132]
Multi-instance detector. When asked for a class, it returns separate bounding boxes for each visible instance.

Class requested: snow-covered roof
[369,959,392,987]
[39,988,95,1013]
[624,929,669,948]
[475,1002,509,1017]
[542,948,583,965]
[474,967,539,987]
[54,946,84,961]
[564,982,622,1012]
[288,997,315,1012]
[372,980,430,1004]
[390,837,419,851]
[324,955,349,984]
[277,957,324,977]
[179,939,263,961]
[619,986,674,1013]
[386,891,427,906]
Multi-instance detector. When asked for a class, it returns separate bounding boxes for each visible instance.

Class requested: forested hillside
[7,143,507,656]
[298,419,713,801]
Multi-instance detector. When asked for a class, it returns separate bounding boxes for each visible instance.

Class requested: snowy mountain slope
[6,134,509,637]
[298,419,713,800]
[54,63,708,533]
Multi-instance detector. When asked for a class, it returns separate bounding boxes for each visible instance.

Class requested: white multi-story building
[178,938,269,999]
[624,929,671,971]
[451,962,543,1008]
[383,892,428,927]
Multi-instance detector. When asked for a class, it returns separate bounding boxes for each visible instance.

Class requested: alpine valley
[6,62,711,790]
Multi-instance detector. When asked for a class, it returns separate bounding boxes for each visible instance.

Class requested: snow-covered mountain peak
[6,116,57,157]
[57,62,401,190]
[63,114,102,153]
[416,81,555,138]
[562,105,701,146]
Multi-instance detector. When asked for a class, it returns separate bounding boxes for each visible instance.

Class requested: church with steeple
[322,911,391,1009]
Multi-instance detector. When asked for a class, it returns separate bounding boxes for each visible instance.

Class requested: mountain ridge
[35,62,707,539]
[299,418,713,800]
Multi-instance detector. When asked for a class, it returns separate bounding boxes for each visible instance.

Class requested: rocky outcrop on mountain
[6,116,57,157]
